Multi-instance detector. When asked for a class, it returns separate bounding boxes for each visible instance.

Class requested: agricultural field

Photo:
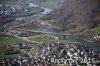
[0,37,22,58]
[0,37,21,46]
[31,34,72,44]
[0,50,20,58]
[41,0,60,9]
[28,7,43,14]
[91,27,100,34]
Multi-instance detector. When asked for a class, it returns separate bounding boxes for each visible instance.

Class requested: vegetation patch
[29,7,43,13]
[0,37,22,58]
[91,27,100,34]
[0,53,20,58]
[26,7,44,15]
[31,34,72,44]
[41,0,59,9]
[0,37,21,46]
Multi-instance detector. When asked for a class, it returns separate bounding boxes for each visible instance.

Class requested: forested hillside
[41,0,100,33]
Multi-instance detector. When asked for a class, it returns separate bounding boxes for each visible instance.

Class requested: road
[14,29,72,36]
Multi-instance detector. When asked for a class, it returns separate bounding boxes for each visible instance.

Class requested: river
[15,3,52,20]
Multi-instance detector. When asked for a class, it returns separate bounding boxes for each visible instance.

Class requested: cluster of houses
[0,4,15,15]
[0,4,28,15]
[0,42,100,66]
[94,34,100,40]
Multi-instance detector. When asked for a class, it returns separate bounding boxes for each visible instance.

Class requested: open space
[0,37,22,58]
[41,0,60,9]
[31,34,72,44]
[0,37,21,46]
[91,27,100,34]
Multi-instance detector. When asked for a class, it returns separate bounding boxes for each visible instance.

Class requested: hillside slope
[41,0,100,33]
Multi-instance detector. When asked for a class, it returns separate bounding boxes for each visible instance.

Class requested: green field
[41,0,60,9]
[91,27,100,34]
[0,37,21,46]
[0,50,20,58]
[28,7,43,14]
[32,34,72,44]
[0,37,22,58]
